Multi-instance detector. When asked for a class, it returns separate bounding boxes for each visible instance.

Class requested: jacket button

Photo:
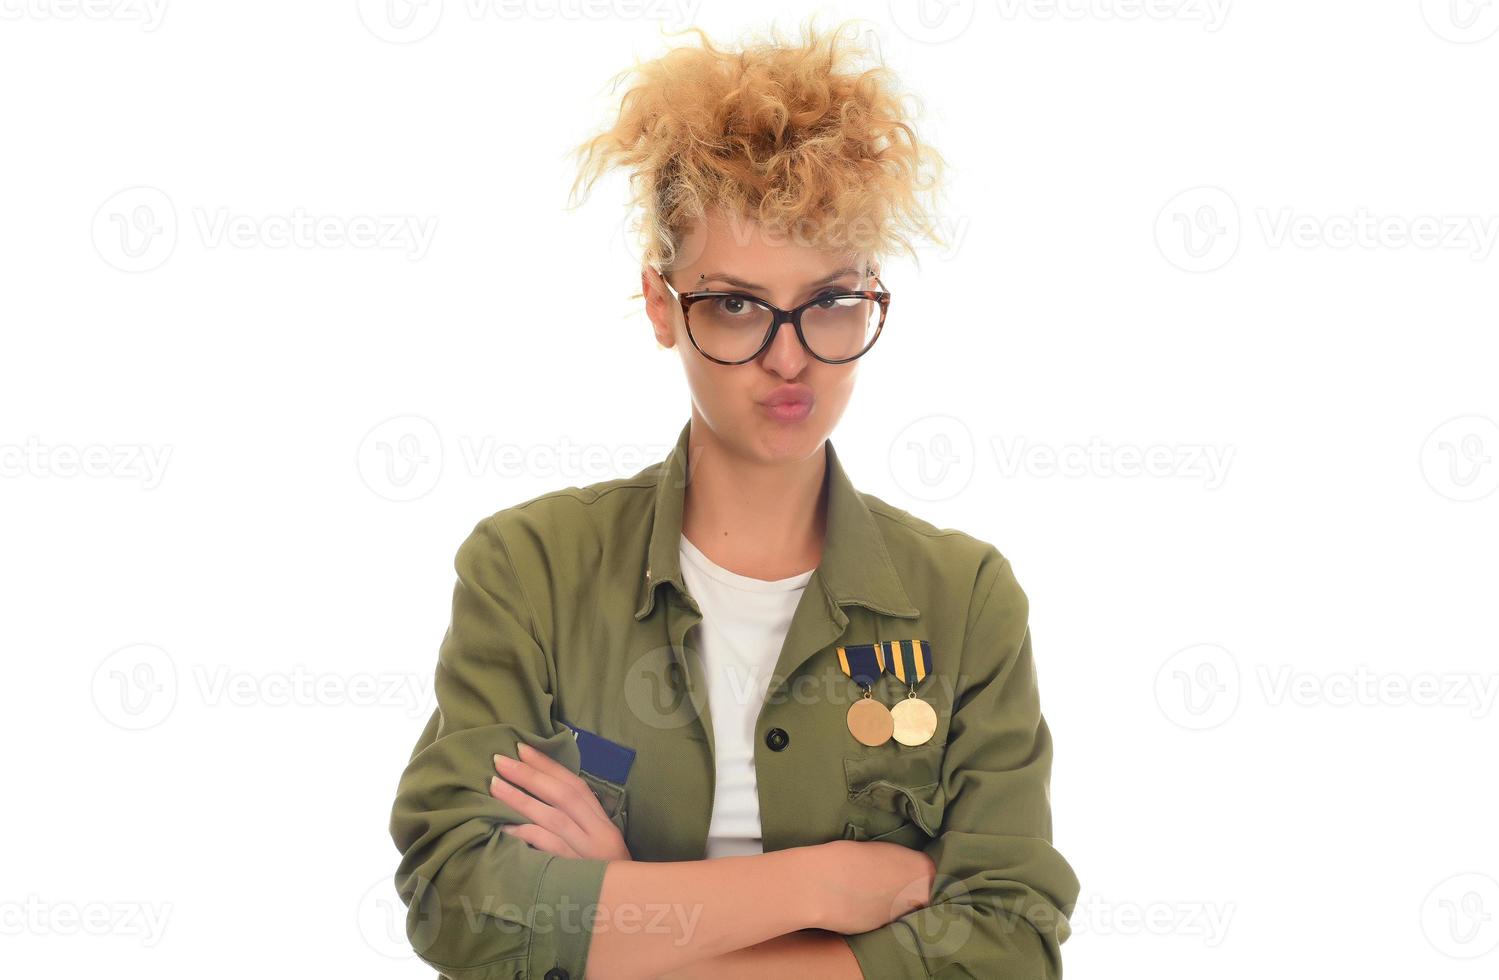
[544,968,569,980]
[764,727,789,751]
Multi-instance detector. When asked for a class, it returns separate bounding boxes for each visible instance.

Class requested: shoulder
[860,489,1027,621]
[452,464,659,574]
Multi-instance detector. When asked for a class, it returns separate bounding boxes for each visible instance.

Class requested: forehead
[670,208,872,288]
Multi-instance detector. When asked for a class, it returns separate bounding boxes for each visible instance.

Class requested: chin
[750,415,828,458]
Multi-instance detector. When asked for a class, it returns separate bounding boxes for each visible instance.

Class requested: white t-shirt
[678,532,816,860]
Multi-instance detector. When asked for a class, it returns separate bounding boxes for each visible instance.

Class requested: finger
[489,774,575,841]
[512,744,605,818]
[498,748,609,831]
[500,823,580,858]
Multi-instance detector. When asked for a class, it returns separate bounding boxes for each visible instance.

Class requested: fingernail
[490,775,504,792]
[493,752,507,769]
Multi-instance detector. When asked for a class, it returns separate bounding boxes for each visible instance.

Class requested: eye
[712,295,758,317]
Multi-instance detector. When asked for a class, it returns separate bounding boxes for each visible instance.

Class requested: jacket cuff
[527,854,611,980]
[840,920,929,980]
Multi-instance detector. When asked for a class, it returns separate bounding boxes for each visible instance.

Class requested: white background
[2,1,1497,977]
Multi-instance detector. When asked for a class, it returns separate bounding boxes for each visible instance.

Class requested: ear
[641,266,677,349]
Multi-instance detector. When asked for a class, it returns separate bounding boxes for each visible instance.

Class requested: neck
[679,415,826,581]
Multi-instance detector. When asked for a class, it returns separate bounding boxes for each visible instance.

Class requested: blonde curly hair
[567,16,948,277]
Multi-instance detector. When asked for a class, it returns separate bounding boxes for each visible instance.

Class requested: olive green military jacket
[389,419,1080,980]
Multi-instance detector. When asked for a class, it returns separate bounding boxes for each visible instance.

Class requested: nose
[758,315,810,376]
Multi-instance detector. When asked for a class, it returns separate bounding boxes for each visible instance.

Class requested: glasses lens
[801,293,882,361]
[686,296,775,361]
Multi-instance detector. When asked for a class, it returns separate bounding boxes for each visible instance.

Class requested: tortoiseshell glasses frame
[658,272,892,365]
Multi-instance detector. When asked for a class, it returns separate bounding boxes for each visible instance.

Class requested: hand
[489,742,632,862]
[804,839,936,936]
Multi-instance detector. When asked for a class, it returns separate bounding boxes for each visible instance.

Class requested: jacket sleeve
[840,552,1081,979]
[389,515,610,980]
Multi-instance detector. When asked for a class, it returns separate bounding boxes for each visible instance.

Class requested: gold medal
[890,693,938,745]
[847,691,895,746]
[837,643,892,746]
[884,640,937,746]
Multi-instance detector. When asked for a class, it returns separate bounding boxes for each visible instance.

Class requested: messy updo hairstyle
[567,17,948,279]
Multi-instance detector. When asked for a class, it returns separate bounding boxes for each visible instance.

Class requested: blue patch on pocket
[558,719,636,785]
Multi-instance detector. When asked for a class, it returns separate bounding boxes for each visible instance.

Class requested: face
[642,208,881,465]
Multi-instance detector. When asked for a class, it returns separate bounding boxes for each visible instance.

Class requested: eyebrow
[699,266,863,293]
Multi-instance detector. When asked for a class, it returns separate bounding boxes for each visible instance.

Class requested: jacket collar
[634,419,921,622]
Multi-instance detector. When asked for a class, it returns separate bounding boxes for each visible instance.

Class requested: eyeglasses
[659,273,891,365]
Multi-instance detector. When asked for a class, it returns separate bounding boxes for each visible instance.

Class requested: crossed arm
[489,742,868,980]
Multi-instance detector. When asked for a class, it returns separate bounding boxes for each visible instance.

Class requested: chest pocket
[842,742,947,844]
[560,719,635,836]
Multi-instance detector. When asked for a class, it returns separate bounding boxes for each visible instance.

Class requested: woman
[390,18,1079,980]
